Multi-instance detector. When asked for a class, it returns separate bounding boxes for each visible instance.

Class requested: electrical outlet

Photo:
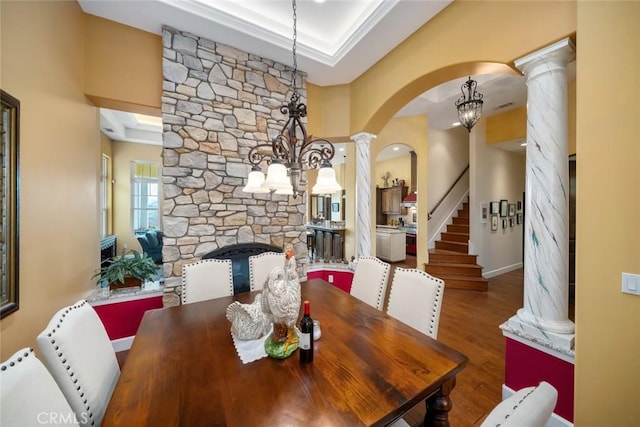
[622,272,640,296]
[328,274,334,283]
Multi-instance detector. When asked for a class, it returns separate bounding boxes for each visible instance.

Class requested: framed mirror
[1,90,20,318]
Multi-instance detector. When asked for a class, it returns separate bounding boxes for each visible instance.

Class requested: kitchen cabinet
[375,230,406,262]
[379,186,407,215]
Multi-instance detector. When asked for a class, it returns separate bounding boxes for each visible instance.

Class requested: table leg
[424,377,456,427]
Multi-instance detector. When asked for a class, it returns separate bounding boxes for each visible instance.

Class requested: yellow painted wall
[111,140,163,254]
[574,1,640,424]
[307,83,351,140]
[0,1,100,359]
[83,14,162,115]
[375,155,411,190]
[350,0,575,133]
[486,107,526,145]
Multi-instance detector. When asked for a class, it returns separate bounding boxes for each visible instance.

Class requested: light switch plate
[622,272,640,296]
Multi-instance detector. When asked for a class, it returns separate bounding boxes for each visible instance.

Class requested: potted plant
[93,249,159,291]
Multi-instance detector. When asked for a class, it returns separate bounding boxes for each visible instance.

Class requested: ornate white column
[351,132,376,258]
[502,38,575,352]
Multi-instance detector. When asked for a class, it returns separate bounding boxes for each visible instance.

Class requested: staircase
[425,201,488,291]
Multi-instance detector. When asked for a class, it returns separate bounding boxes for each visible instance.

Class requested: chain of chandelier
[243,0,341,198]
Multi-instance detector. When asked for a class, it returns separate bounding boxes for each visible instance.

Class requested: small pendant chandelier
[454,76,484,132]
[243,0,341,198]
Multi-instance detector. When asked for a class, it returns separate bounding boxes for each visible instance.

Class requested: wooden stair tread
[426,262,483,269]
[431,197,487,291]
[432,274,488,282]
[437,241,467,246]
[430,249,468,255]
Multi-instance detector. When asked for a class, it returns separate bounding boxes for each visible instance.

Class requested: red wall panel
[307,270,354,293]
[93,296,163,340]
[505,337,574,422]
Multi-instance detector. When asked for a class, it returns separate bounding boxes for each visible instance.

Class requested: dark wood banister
[428,165,469,220]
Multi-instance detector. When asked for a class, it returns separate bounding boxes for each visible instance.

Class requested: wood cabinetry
[378,186,407,215]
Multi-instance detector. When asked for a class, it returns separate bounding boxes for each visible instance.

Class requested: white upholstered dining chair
[249,251,285,291]
[37,300,120,427]
[349,256,391,311]
[480,381,558,426]
[182,258,234,304]
[1,347,77,426]
[386,267,445,339]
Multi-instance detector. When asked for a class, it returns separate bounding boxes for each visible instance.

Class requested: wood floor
[383,256,521,425]
[391,256,573,427]
[117,257,559,426]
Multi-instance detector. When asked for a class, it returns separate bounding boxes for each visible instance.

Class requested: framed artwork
[331,202,339,212]
[500,199,508,217]
[490,201,499,215]
[517,201,522,211]
[517,213,523,224]
[491,214,498,231]
[508,204,516,217]
[480,203,488,223]
[1,90,20,319]
[502,219,508,229]
[509,218,515,227]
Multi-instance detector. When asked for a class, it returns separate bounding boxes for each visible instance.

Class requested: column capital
[350,132,377,145]
[515,37,575,78]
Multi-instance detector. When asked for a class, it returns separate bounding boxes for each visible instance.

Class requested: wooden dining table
[102,279,467,427]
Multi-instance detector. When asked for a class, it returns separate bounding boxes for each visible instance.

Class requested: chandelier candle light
[454,76,484,132]
[243,0,342,198]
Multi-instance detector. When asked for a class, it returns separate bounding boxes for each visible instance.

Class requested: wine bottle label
[300,332,311,350]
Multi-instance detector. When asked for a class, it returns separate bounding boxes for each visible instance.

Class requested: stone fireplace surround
[160,26,309,305]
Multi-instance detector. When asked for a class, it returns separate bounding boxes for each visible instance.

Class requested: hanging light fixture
[243,0,341,198]
[454,76,484,132]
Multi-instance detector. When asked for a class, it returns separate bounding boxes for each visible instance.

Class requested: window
[131,161,160,234]
[100,155,110,237]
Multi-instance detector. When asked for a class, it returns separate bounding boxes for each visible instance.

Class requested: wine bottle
[299,300,314,363]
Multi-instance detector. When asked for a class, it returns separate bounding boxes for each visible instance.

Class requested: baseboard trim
[502,384,573,427]
[483,262,523,279]
[111,336,134,352]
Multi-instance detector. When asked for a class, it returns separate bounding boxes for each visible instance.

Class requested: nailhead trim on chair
[43,300,96,426]
[495,387,537,427]
[248,252,284,292]
[355,256,390,310]
[0,348,33,371]
[375,260,391,309]
[181,258,234,304]
[390,268,444,336]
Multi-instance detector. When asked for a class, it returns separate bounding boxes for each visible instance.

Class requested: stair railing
[428,165,469,220]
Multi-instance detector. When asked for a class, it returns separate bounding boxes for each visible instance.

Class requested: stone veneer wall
[160,26,308,304]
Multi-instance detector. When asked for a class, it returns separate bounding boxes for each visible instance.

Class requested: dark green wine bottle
[299,300,314,363]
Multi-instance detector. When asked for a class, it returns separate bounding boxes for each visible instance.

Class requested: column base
[502,314,575,355]
[517,307,575,334]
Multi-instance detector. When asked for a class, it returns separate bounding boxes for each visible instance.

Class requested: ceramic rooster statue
[225,293,271,340]
[262,246,301,358]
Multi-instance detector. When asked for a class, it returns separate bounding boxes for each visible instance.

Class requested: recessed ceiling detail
[78,0,451,86]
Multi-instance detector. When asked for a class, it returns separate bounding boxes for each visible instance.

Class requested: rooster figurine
[226,293,271,340]
[262,246,301,358]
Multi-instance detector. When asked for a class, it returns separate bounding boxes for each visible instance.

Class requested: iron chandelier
[455,76,484,132]
[243,0,341,198]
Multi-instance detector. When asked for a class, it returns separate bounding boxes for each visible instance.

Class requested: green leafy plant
[92,249,159,287]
